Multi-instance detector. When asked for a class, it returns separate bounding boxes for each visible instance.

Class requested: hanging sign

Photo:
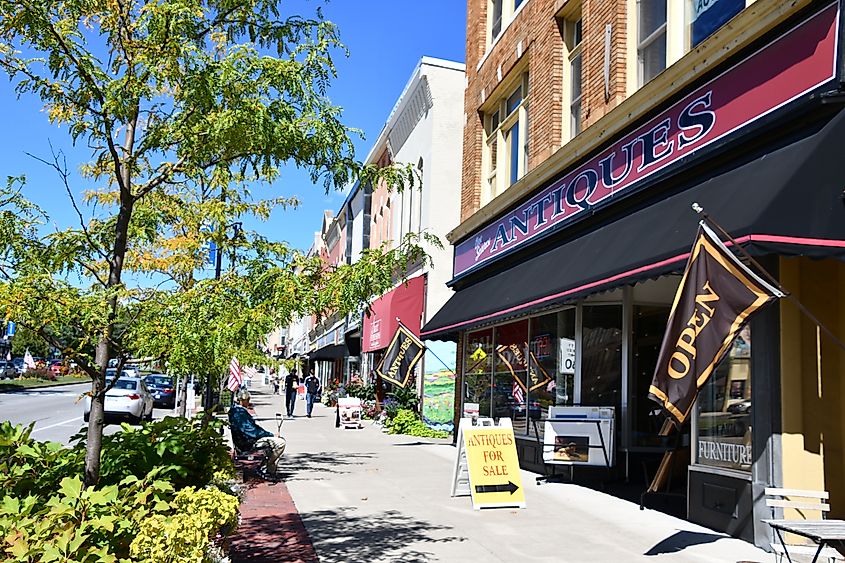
[461,420,525,509]
[375,323,426,388]
[453,2,839,278]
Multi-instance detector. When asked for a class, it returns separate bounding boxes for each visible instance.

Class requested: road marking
[31,416,83,433]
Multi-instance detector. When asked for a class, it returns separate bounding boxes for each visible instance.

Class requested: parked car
[145,374,175,408]
[49,359,69,376]
[0,360,16,379]
[83,376,153,424]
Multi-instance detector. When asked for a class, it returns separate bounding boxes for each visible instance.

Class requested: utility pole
[204,191,226,413]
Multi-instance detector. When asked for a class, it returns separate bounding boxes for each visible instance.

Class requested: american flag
[227,356,242,392]
[512,380,525,405]
[243,365,259,380]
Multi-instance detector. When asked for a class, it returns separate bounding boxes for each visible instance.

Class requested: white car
[84,376,154,424]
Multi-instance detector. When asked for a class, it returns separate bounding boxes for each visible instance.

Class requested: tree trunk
[83,191,135,486]
[176,376,188,417]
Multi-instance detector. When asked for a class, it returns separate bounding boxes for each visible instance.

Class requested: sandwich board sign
[451,417,525,509]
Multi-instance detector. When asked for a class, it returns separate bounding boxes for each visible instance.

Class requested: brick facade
[461,0,630,222]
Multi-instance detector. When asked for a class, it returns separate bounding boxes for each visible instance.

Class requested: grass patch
[0,374,88,392]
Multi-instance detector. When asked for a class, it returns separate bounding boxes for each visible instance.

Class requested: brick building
[424,0,845,549]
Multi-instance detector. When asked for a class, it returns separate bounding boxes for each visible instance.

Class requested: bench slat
[765,487,830,499]
[766,499,830,511]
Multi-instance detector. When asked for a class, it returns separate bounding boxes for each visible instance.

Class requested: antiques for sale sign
[463,426,525,509]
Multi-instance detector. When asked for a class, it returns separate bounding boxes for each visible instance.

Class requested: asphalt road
[0,382,173,444]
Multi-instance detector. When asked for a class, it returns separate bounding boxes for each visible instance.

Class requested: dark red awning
[362,275,425,353]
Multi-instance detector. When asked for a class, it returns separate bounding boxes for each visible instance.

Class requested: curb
[0,378,89,394]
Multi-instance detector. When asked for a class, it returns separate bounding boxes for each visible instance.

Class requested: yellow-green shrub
[130,487,239,563]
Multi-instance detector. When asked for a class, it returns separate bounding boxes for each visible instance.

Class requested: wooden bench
[764,488,845,562]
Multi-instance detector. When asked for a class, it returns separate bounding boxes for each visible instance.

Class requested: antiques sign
[453,3,839,277]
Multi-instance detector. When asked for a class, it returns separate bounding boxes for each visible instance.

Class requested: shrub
[130,486,239,562]
[0,422,83,498]
[25,368,55,381]
[0,474,175,562]
[0,420,240,562]
[386,409,449,439]
[345,378,375,401]
[93,416,234,489]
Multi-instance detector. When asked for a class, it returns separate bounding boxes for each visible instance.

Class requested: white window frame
[488,0,529,47]
[627,0,688,94]
[564,15,583,140]
[482,73,530,205]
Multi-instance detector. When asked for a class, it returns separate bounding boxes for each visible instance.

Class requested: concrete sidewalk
[244,384,771,563]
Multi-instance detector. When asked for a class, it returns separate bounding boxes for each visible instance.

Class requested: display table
[763,519,845,562]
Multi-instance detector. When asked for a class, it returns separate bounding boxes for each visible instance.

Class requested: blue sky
[0,1,466,253]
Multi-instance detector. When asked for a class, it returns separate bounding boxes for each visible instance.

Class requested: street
[0,382,171,444]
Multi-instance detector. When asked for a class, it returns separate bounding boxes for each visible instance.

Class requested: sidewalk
[234,385,771,562]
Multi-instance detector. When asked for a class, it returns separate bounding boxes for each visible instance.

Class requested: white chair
[765,488,844,562]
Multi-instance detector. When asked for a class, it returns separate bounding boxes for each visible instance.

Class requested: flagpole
[692,203,845,354]
[396,319,458,379]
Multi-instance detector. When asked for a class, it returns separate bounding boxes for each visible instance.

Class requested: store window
[638,0,667,86]
[529,309,576,439]
[482,73,530,205]
[580,305,623,407]
[494,320,530,434]
[464,328,494,418]
[695,326,752,472]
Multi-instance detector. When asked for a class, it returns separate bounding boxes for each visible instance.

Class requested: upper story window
[489,0,527,45]
[483,72,530,205]
[563,14,583,139]
[638,0,667,86]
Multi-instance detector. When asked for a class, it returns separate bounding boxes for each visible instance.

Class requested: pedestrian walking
[284,369,300,418]
[303,369,321,418]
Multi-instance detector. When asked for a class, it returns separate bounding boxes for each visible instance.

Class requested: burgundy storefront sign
[362,275,425,353]
[453,3,839,278]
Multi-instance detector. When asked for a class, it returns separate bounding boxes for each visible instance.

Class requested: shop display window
[529,309,575,439]
[464,328,494,418]
[494,320,530,434]
[580,305,623,407]
[695,326,752,472]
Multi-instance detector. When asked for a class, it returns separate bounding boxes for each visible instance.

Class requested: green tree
[10,326,49,358]
[0,1,422,486]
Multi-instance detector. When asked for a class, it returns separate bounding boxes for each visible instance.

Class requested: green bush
[0,419,239,561]
[93,417,234,489]
[345,378,375,401]
[130,486,239,562]
[386,409,449,439]
[0,474,175,562]
[0,421,84,498]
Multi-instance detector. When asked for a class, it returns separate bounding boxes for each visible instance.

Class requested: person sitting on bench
[229,389,286,477]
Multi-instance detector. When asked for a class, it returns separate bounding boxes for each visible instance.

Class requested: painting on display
[423,340,456,432]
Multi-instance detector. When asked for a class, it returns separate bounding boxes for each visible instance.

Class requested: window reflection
[696,326,752,471]
[464,328,494,418]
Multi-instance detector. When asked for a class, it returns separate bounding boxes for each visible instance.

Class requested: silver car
[83,376,154,424]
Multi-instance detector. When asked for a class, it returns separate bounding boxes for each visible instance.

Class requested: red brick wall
[461,0,630,222]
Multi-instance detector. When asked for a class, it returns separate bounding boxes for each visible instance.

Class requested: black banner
[649,223,783,424]
[376,324,425,388]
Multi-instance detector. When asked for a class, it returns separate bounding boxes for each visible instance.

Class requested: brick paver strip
[229,475,319,563]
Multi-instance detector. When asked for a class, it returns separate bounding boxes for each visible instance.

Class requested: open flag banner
[649,222,784,424]
[376,323,425,388]
[227,356,242,392]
